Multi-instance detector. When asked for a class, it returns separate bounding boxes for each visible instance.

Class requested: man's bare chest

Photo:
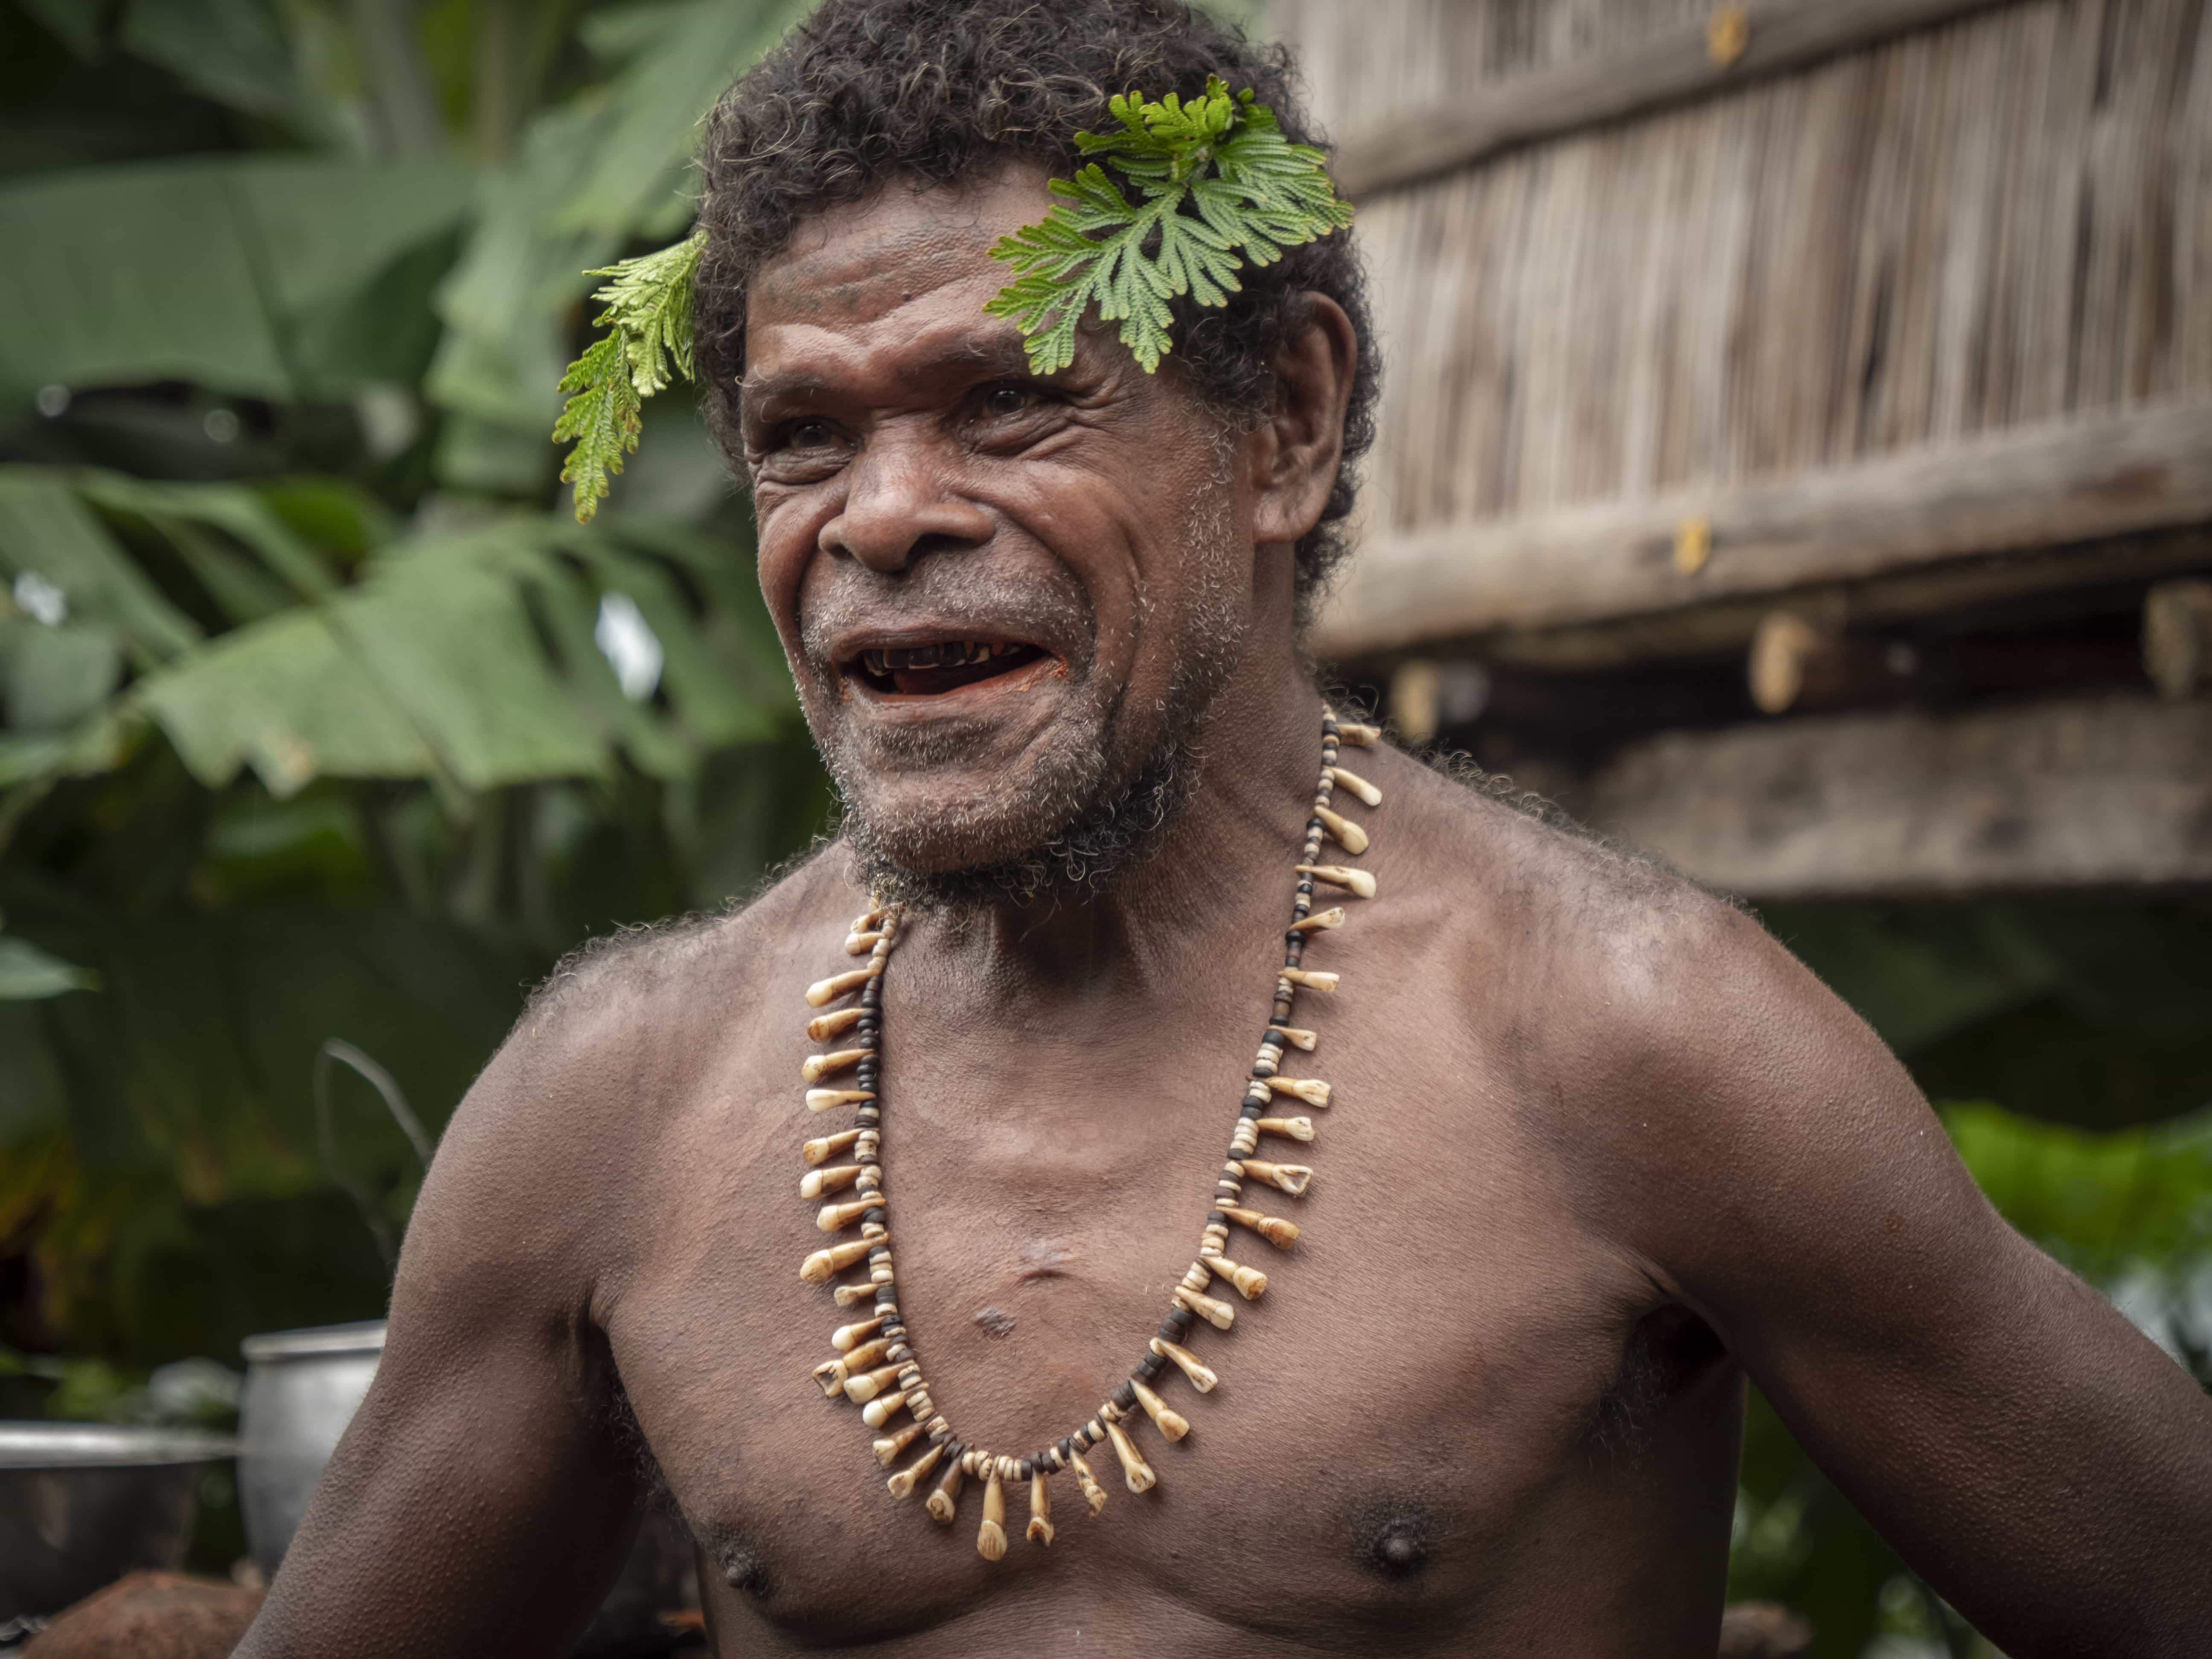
[591,955,1718,1650]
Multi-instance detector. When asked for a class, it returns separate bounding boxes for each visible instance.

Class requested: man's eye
[981,385,1033,418]
[786,419,837,449]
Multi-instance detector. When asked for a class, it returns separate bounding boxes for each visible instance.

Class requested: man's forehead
[751,167,1057,326]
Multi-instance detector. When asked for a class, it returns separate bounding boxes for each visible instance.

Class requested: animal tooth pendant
[837,1338,893,1374]
[1201,1253,1268,1299]
[978,1467,1008,1560]
[1222,1206,1299,1248]
[803,1128,864,1165]
[1174,1285,1237,1330]
[1295,863,1376,899]
[800,1164,863,1199]
[887,1442,943,1499]
[817,1197,876,1231]
[791,711,1373,1557]
[1066,1447,1109,1513]
[1314,804,1368,855]
[1103,1418,1156,1492]
[1026,1469,1054,1544]
[1150,1337,1217,1392]
[1238,1160,1313,1196]
[873,1422,924,1466]
[1130,1379,1189,1441]
[1336,721,1381,746]
[807,1007,865,1042]
[860,1389,910,1429]
[1324,765,1382,806]
[926,1453,965,1523]
[805,964,879,1007]
[800,1237,875,1283]
[802,1048,868,1083]
[843,1362,900,1403]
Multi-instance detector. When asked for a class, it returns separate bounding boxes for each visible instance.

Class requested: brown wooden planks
[1315,401,2212,653]
[1584,691,2212,894]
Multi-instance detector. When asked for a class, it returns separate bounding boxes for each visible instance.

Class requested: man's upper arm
[1590,901,2212,1659]
[237,986,652,1658]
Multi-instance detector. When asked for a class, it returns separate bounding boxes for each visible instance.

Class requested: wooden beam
[1316,402,2212,661]
[1476,530,2212,673]
[1584,693,2212,897]
[1332,0,2016,198]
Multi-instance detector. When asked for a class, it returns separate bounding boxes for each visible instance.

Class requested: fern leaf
[551,233,704,524]
[987,77,1353,377]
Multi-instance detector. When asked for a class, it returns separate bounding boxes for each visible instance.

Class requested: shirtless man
[237,3,2212,1654]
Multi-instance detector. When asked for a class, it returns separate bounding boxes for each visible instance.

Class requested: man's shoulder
[442,844,861,1152]
[518,842,857,1043]
[1380,742,1834,1080]
[1378,742,1737,955]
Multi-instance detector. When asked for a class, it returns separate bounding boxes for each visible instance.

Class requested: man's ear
[1249,294,1358,547]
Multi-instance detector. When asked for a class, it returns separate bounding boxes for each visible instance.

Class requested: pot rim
[0,1421,239,1468]
[239,1320,388,1363]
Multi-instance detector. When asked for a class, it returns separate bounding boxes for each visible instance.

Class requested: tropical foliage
[0,0,829,1389]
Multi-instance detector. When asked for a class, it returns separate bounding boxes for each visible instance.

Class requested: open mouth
[844,640,1052,698]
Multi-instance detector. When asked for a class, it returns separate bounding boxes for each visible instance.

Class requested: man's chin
[837,736,1202,913]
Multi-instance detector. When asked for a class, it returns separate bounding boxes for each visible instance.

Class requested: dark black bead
[1167,1306,1196,1333]
[1241,1101,1263,1118]
[1205,1210,1228,1228]
[868,1246,892,1263]
[1112,1381,1136,1411]
[1157,1316,1182,1341]
[1135,1353,1167,1382]
[862,1208,886,1227]
[1057,1436,1075,1461]
[1018,1457,1034,1480]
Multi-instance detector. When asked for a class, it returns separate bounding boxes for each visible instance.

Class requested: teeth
[856,642,1017,680]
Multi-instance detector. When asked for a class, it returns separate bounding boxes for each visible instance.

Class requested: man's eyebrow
[738,371,833,410]
[739,340,1060,413]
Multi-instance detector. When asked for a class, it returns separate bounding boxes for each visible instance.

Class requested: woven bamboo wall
[1272,0,2212,538]
[1273,0,1714,134]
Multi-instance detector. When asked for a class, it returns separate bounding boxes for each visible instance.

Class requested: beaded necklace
[793,709,1381,1558]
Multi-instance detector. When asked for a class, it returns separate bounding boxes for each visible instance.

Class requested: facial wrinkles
[836,445,1250,911]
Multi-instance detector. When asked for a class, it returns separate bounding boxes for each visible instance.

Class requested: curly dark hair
[693,0,1379,610]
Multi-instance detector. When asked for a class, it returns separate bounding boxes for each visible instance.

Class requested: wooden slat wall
[1274,0,1715,138]
[1585,691,2212,894]
[1271,0,2212,541]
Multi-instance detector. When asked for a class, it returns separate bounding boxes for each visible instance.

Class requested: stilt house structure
[1282,0,2212,897]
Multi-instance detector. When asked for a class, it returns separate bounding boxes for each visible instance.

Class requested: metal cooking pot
[0,1421,237,1621]
[239,1320,697,1655]
[237,1319,387,1576]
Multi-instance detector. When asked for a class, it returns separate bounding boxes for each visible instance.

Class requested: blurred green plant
[0,0,832,1383]
[1732,902,2212,1656]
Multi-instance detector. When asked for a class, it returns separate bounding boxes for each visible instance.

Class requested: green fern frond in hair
[984,79,1353,375]
[553,233,704,523]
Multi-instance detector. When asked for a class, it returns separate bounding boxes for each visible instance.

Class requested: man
[239,2,2212,1654]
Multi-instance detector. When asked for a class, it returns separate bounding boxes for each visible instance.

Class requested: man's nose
[819,438,993,573]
